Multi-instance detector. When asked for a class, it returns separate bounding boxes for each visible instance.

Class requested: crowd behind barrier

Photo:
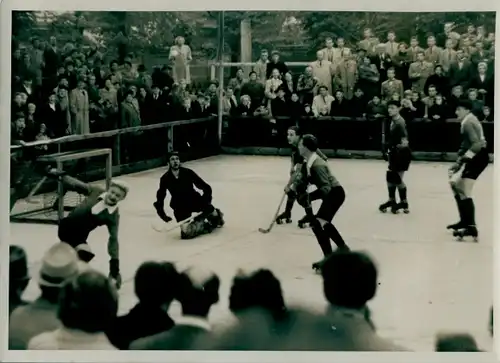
[8,19,494,353]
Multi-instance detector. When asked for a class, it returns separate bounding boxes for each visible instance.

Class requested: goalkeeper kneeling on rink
[154,152,225,239]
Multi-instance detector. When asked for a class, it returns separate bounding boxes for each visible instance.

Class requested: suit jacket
[470,50,491,65]
[253,59,268,84]
[381,79,404,101]
[424,46,442,65]
[130,316,211,350]
[448,60,473,88]
[69,88,90,134]
[408,61,434,93]
[145,94,167,124]
[384,41,400,57]
[357,37,380,55]
[439,49,458,72]
[407,46,424,62]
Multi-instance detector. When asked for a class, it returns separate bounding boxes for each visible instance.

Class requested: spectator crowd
[9,242,492,351]
[10,22,495,149]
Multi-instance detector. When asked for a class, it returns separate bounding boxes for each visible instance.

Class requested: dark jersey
[387,115,408,149]
[458,113,486,156]
[155,167,212,209]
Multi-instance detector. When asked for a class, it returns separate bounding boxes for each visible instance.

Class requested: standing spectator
[424,36,442,65]
[381,67,403,102]
[333,37,350,66]
[357,56,380,101]
[358,28,380,56]
[121,89,142,129]
[266,51,288,79]
[408,51,433,94]
[121,60,138,86]
[107,261,179,350]
[169,36,193,85]
[310,50,334,95]
[12,48,23,86]
[55,87,71,134]
[137,64,153,92]
[468,62,494,107]
[372,44,392,83]
[28,269,118,350]
[11,92,27,117]
[448,49,473,88]
[470,40,491,66]
[296,66,319,104]
[145,84,167,124]
[391,43,411,89]
[100,78,119,113]
[253,49,269,84]
[335,51,358,100]
[439,39,458,74]
[10,112,29,145]
[9,243,84,350]
[228,68,247,101]
[441,22,461,49]
[407,37,424,62]
[107,60,123,86]
[240,71,265,107]
[19,53,38,86]
[30,37,45,87]
[282,72,295,99]
[69,79,90,134]
[321,37,336,63]
[63,60,78,90]
[424,65,449,97]
[264,68,283,109]
[312,85,334,117]
[384,31,399,58]
[15,75,38,105]
[130,267,220,350]
[222,87,238,116]
[43,36,60,80]
[9,245,30,315]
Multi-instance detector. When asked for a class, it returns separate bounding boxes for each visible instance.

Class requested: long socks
[461,198,476,226]
[397,186,407,202]
[388,185,396,201]
[323,223,349,250]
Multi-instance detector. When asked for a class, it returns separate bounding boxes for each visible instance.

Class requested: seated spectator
[296,66,318,105]
[227,68,246,100]
[264,68,283,108]
[468,62,493,107]
[410,91,426,118]
[365,95,386,121]
[222,87,238,116]
[350,88,368,117]
[107,261,179,350]
[481,106,493,122]
[400,98,417,122]
[9,245,30,315]
[9,242,85,350]
[270,86,289,118]
[235,95,253,116]
[380,67,403,102]
[10,112,29,145]
[427,94,448,121]
[424,65,449,97]
[303,103,314,117]
[288,93,304,119]
[467,88,484,118]
[28,269,118,350]
[130,267,220,350]
[282,72,295,100]
[191,93,211,118]
[330,90,350,117]
[312,85,334,117]
[11,92,27,118]
[447,85,465,118]
[240,71,265,107]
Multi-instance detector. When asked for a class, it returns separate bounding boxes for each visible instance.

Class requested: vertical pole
[56,160,64,221]
[106,149,113,189]
[217,11,225,146]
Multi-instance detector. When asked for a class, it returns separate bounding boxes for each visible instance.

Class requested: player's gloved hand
[153,201,172,223]
[109,259,122,290]
[448,162,462,177]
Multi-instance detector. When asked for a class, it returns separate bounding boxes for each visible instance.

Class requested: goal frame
[10,148,112,225]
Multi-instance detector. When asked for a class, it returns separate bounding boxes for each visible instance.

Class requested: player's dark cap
[301,134,319,152]
[457,99,473,110]
[386,100,401,108]
[168,151,180,159]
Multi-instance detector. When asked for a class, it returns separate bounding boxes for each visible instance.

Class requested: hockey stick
[258,192,287,234]
[151,212,203,233]
[25,176,48,204]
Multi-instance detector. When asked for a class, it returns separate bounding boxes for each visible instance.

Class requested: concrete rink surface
[10,155,493,351]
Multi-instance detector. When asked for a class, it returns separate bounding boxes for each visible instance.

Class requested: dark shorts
[388,147,412,172]
[461,148,489,180]
[172,194,212,222]
[316,186,345,222]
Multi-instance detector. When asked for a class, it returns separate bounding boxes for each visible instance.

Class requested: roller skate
[453,225,479,242]
[396,201,410,214]
[312,259,325,273]
[297,214,310,229]
[275,211,292,225]
[446,221,463,231]
[379,200,398,214]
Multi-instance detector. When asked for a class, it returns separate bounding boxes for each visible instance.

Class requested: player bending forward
[46,169,128,289]
[276,126,327,228]
[379,100,412,214]
[154,152,224,239]
[448,100,489,241]
[292,134,350,272]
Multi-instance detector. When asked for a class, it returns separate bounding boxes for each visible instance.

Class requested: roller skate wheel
[403,209,410,214]
[285,218,292,224]
[276,219,283,225]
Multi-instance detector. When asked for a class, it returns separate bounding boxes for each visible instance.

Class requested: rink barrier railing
[10,115,494,185]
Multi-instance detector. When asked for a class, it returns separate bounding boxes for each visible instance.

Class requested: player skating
[153,152,224,239]
[46,169,128,289]
[276,126,327,228]
[448,100,489,241]
[379,100,412,214]
[292,134,350,272]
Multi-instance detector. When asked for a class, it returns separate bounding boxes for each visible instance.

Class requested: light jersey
[459,112,486,155]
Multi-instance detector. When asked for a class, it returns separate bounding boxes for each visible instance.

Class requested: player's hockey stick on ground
[151,212,203,233]
[258,192,286,234]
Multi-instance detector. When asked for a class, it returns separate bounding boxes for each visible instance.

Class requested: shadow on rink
[10,155,493,351]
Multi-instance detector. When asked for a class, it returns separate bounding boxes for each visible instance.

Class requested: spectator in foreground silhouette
[28,269,118,350]
[9,245,31,315]
[107,261,180,349]
[130,266,220,350]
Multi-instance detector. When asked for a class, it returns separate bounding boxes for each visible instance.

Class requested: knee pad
[386,170,401,184]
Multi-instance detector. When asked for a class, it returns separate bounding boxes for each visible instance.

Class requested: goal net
[10,148,112,225]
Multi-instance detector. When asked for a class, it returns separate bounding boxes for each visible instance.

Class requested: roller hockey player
[45,168,128,289]
[379,101,412,214]
[293,134,350,272]
[153,152,224,239]
[276,126,327,228]
[448,100,489,241]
